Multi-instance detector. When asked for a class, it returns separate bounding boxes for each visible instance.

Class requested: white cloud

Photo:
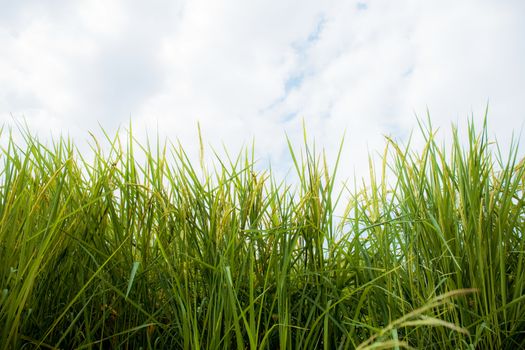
[1,0,524,185]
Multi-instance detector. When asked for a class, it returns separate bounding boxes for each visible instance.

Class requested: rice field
[0,119,524,349]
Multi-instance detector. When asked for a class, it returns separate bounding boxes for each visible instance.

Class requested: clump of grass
[0,118,523,349]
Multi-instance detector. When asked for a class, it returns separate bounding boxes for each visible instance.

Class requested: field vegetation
[0,119,524,349]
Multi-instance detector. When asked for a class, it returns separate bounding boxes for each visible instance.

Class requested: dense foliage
[0,120,524,349]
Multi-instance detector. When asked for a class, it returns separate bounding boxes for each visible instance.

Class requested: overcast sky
[1,0,524,182]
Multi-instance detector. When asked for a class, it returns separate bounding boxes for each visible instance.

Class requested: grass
[0,118,524,349]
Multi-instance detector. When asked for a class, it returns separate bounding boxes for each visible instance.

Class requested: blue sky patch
[357,2,368,11]
[281,111,299,123]
[285,73,305,93]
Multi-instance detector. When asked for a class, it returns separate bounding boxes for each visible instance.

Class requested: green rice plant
[348,117,525,349]
[0,117,523,349]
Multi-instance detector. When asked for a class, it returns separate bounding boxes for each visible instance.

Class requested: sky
[1,0,524,184]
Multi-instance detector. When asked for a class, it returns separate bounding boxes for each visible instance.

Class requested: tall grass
[0,119,523,349]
